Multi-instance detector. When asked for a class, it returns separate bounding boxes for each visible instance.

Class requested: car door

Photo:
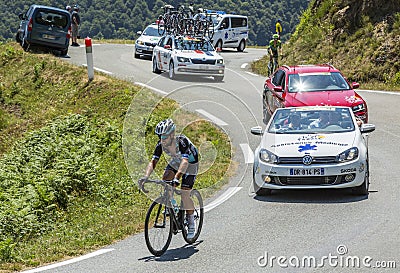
[270,69,286,112]
[153,36,165,70]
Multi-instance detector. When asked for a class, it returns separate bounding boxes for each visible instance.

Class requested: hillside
[253,0,400,89]
[0,0,309,45]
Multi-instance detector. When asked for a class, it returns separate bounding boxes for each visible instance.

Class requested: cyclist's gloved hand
[138,176,149,193]
[172,177,180,186]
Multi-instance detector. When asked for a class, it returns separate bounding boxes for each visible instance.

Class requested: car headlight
[336,147,359,163]
[136,40,144,45]
[216,59,224,64]
[352,103,365,112]
[259,149,279,164]
[177,56,190,63]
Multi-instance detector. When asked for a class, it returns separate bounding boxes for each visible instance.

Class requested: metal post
[85,37,94,81]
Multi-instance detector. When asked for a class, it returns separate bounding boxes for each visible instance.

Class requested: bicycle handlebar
[139,178,180,193]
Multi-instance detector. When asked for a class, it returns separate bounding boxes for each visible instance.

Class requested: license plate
[43,34,56,40]
[200,65,210,70]
[290,168,325,176]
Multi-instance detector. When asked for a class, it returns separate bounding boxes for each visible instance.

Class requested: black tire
[352,161,369,195]
[144,197,173,256]
[214,75,224,82]
[215,40,223,51]
[262,96,271,125]
[15,33,21,44]
[182,189,204,244]
[237,39,246,52]
[134,50,140,59]
[168,61,175,79]
[152,57,161,74]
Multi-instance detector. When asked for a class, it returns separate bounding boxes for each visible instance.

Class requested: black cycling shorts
[164,164,196,189]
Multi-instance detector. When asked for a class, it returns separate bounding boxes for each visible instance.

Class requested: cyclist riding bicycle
[267,34,282,74]
[138,119,199,239]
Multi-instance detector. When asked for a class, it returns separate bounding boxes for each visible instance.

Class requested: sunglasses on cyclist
[160,134,170,140]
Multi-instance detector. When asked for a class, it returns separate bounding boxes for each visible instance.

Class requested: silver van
[16,5,71,55]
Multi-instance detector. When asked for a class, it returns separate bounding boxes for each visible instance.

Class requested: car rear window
[35,10,69,28]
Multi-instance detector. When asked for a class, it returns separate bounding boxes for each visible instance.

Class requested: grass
[0,42,233,272]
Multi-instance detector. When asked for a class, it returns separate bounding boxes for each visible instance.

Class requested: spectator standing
[275,19,282,39]
[71,5,81,46]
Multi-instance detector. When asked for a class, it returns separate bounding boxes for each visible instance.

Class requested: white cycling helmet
[155,119,176,136]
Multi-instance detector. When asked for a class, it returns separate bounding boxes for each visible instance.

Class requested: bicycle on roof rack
[156,4,215,39]
[139,178,204,256]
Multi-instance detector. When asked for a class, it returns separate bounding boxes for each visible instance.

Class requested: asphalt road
[25,44,400,273]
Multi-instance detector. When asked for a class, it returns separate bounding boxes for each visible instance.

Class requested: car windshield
[143,26,161,37]
[175,37,214,51]
[210,14,223,27]
[288,72,350,92]
[268,108,356,134]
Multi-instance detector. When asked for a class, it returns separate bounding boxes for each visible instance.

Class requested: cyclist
[138,119,199,239]
[275,19,282,39]
[267,34,282,74]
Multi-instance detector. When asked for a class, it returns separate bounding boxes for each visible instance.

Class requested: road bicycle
[140,179,204,256]
[268,55,279,75]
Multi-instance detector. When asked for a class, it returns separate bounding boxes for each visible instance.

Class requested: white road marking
[358,89,400,95]
[134,82,168,95]
[21,249,115,273]
[240,143,254,164]
[241,63,248,69]
[204,187,242,213]
[196,109,228,126]
[245,71,260,77]
[81,64,112,75]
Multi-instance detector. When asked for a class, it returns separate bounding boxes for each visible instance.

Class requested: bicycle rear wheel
[182,189,204,244]
[144,197,173,256]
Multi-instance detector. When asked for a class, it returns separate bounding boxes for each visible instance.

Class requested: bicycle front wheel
[144,197,173,256]
[182,189,204,244]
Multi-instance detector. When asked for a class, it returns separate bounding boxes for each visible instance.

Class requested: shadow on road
[138,240,203,262]
[253,188,372,204]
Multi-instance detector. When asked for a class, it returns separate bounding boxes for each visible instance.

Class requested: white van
[209,13,249,52]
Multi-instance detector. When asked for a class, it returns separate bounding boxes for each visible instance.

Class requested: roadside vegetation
[0,42,232,272]
[252,0,400,91]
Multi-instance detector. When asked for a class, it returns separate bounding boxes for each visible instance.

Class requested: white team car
[251,106,376,196]
[152,34,225,81]
[135,23,163,59]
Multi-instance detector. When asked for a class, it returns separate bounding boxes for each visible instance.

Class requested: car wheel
[152,57,161,74]
[352,161,369,195]
[214,75,224,82]
[16,33,22,44]
[169,61,175,79]
[216,40,223,51]
[134,50,140,59]
[262,99,271,125]
[237,40,246,52]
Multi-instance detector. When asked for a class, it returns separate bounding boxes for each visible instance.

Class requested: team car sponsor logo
[297,135,325,141]
[298,144,318,152]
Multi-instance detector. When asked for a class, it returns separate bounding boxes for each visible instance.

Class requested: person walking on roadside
[71,5,81,46]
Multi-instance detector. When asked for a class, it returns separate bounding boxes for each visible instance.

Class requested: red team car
[262,64,368,124]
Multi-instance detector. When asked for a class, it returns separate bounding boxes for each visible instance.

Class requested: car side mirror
[251,126,263,135]
[164,45,171,49]
[360,123,375,133]
[18,13,24,20]
[136,31,142,35]
[352,82,360,89]
[273,86,283,92]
